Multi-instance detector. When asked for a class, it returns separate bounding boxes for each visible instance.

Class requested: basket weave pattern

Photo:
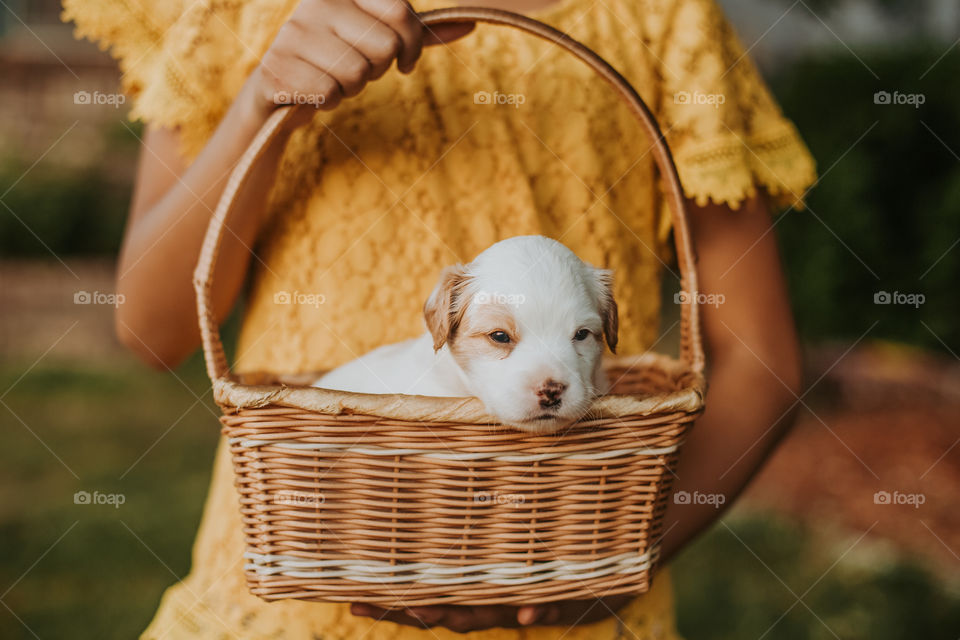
[194,8,706,607]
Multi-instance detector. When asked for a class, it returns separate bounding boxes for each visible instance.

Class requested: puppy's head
[424,236,618,434]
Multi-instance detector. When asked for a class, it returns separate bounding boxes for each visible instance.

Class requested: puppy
[313,235,618,433]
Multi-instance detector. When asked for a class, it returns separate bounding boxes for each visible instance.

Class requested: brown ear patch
[423,264,470,351]
[603,296,619,353]
[593,268,619,354]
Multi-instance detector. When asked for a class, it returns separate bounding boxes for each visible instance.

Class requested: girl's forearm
[115,73,291,369]
[113,3,475,369]
[659,349,801,561]
[659,194,803,562]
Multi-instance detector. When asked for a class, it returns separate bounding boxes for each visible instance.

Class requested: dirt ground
[1,258,126,361]
[742,342,960,577]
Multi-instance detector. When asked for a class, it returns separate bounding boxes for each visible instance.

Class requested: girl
[63,0,816,637]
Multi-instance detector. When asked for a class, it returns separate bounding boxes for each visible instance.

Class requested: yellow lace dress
[63,0,816,637]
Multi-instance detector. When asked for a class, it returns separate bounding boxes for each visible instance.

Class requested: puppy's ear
[593,267,619,353]
[424,264,470,351]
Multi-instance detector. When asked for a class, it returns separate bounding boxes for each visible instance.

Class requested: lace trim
[63,0,816,206]
[673,120,817,210]
[62,0,191,144]
[62,0,274,158]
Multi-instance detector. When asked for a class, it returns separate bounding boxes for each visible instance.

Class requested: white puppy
[313,235,618,433]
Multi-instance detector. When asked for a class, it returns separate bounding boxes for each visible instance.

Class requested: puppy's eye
[489,331,512,344]
[574,329,591,341]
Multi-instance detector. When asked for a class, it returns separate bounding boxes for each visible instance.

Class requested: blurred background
[1,0,958,638]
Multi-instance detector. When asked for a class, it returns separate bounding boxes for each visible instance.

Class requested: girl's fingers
[354,0,422,72]
[295,31,372,97]
[357,604,438,629]
[257,0,477,118]
[354,603,524,632]
[328,4,403,80]
[370,602,598,631]
[471,605,524,629]
[540,603,562,625]
[353,597,633,631]
[351,603,411,625]
[256,51,344,111]
[349,603,378,617]
[405,606,445,626]
[423,22,476,46]
[384,609,432,628]
[517,603,560,625]
[292,61,343,110]
[517,604,540,625]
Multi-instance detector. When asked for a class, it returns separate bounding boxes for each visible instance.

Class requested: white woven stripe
[229,438,679,460]
[244,548,659,585]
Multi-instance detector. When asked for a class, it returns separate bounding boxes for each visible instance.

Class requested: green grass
[0,355,219,639]
[1,358,958,639]
[673,514,960,640]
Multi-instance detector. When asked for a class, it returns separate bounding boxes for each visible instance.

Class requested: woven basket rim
[214,352,705,424]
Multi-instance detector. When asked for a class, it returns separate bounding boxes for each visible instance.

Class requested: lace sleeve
[646,0,817,210]
[61,0,297,160]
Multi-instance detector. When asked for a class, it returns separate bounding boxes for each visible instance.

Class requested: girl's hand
[249,0,474,117]
[115,0,472,369]
[350,595,633,632]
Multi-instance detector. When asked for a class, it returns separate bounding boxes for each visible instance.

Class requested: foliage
[673,512,960,640]
[771,46,960,351]
[0,119,140,257]
[0,158,131,257]
[792,0,916,20]
[0,355,218,639]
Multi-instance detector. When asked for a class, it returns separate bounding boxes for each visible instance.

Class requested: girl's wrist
[237,65,276,128]
[237,65,317,139]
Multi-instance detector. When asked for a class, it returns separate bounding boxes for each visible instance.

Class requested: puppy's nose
[536,379,567,408]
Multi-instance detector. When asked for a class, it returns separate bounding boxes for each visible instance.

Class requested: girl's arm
[658,193,803,561]
[355,193,804,631]
[116,87,284,369]
[115,0,473,368]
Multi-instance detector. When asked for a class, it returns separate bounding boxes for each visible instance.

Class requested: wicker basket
[193,7,706,607]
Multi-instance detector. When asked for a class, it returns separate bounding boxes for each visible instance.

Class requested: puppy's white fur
[313,235,618,433]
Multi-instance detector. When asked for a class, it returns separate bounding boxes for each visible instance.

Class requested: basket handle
[194,6,705,383]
